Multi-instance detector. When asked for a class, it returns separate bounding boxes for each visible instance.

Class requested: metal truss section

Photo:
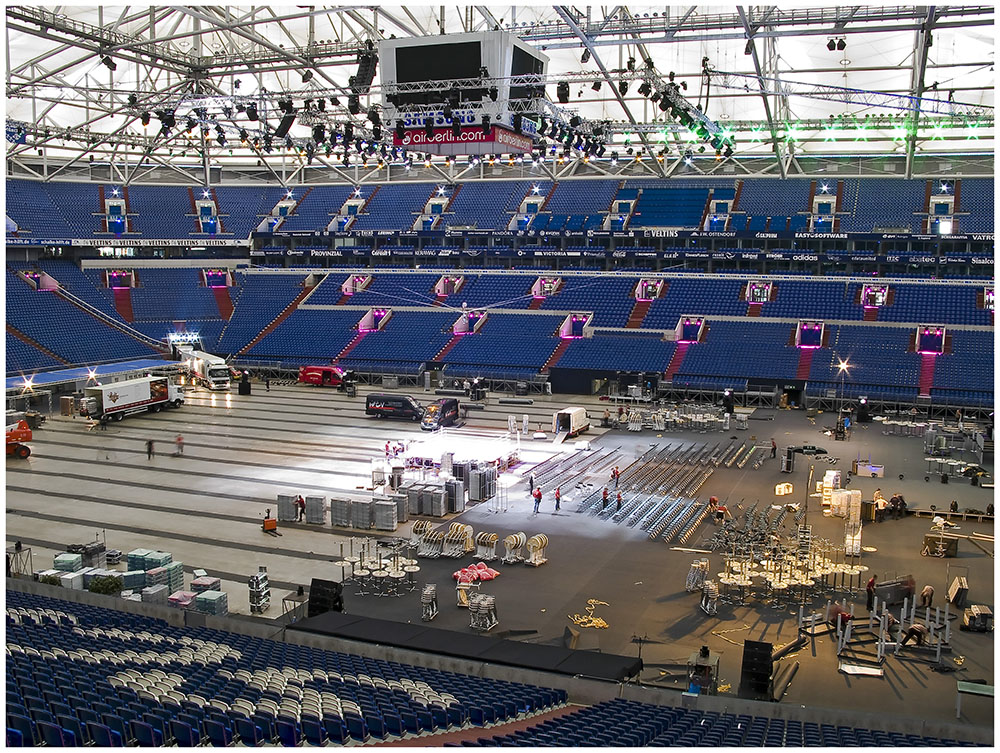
[508,5,994,47]
[710,71,993,118]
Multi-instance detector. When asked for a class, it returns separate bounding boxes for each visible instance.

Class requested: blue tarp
[6,358,172,391]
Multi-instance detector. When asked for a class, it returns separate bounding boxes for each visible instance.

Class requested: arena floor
[6,381,994,733]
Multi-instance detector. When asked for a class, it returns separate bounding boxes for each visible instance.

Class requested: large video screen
[395,41,483,105]
[510,45,545,100]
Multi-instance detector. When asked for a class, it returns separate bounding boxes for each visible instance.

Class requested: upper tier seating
[278,185,361,233]
[350,184,431,231]
[212,186,292,238]
[736,179,810,222]
[6,269,159,365]
[543,180,618,215]
[124,186,195,238]
[628,187,712,228]
[6,589,567,748]
[956,178,994,232]
[839,179,928,233]
[537,277,636,327]
[445,181,536,230]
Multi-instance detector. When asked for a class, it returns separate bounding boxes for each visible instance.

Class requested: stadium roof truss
[5,5,994,186]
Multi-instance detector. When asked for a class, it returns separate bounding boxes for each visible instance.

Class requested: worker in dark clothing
[146,439,154,460]
[900,623,929,647]
[770,438,777,458]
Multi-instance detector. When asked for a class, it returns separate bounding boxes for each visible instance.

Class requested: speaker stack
[307,579,344,617]
[738,639,773,700]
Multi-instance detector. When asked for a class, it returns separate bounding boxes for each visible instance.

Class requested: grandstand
[4,4,994,748]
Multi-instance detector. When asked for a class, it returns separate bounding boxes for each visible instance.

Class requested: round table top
[388,571,406,579]
[400,558,418,566]
[842,567,863,576]
[344,556,361,563]
[333,560,349,567]
[403,565,421,573]
[371,570,389,578]
[354,569,370,577]
[771,582,789,590]
[731,578,753,586]
[854,565,870,572]
[799,579,816,587]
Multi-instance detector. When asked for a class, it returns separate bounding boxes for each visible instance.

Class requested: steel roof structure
[5,5,995,185]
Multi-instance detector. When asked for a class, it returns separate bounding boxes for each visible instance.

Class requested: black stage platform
[289,611,642,682]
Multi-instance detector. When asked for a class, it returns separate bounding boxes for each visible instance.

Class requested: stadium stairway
[541,340,573,373]
[626,299,652,328]
[212,287,234,319]
[746,302,764,317]
[6,324,72,366]
[664,342,690,380]
[333,332,366,364]
[434,334,463,361]
[111,288,134,322]
[918,353,937,397]
[864,306,879,321]
[237,277,323,356]
[796,348,816,380]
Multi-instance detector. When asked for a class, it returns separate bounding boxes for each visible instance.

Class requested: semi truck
[180,346,231,390]
[79,376,184,422]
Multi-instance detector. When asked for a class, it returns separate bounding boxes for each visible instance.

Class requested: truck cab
[421,398,460,431]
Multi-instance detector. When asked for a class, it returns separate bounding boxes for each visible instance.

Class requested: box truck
[552,407,590,441]
[79,376,184,422]
[180,346,231,390]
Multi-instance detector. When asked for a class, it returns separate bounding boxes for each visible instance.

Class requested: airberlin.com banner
[393,125,532,154]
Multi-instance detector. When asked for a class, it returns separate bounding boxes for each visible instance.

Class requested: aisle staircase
[796,348,815,380]
[863,307,879,321]
[333,332,366,364]
[625,299,652,328]
[664,342,690,380]
[746,302,764,317]
[541,340,572,373]
[212,287,234,319]
[434,334,463,361]
[112,288,134,322]
[918,353,937,397]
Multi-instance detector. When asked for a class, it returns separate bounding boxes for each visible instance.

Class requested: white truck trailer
[79,376,184,422]
[180,346,231,390]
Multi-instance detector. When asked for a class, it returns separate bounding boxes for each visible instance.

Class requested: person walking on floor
[146,439,154,460]
[265,375,270,392]
[553,487,561,512]
[919,584,934,608]
[876,495,887,523]
[601,487,609,511]
[616,491,622,513]
[770,438,777,458]
[175,434,184,456]
[866,574,877,611]
[532,487,542,515]
[296,495,306,522]
[528,472,536,493]
[611,466,620,490]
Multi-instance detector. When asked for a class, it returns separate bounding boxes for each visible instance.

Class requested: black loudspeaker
[273,113,297,138]
[238,381,251,395]
[307,579,344,617]
[738,639,773,700]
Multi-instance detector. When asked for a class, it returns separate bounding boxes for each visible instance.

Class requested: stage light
[312,125,325,144]
[424,118,434,137]
[581,49,591,64]
[395,120,405,140]
[347,95,360,115]
[591,81,602,92]
[301,70,313,83]
[101,55,117,71]
[618,80,628,96]
[638,81,651,97]
[512,113,523,134]
[140,112,151,126]
[627,57,636,71]
[837,38,846,51]
[557,81,570,104]
[239,128,249,142]
[367,107,380,126]
[481,115,491,135]
[127,93,138,107]
[827,38,837,51]
[246,104,258,121]
[451,119,461,137]
[489,87,499,102]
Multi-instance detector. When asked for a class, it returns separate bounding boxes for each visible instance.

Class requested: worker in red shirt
[554,487,561,512]
[866,574,877,611]
[532,487,542,514]
[601,487,609,510]
[616,491,623,512]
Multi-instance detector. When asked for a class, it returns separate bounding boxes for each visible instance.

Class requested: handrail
[56,288,166,350]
